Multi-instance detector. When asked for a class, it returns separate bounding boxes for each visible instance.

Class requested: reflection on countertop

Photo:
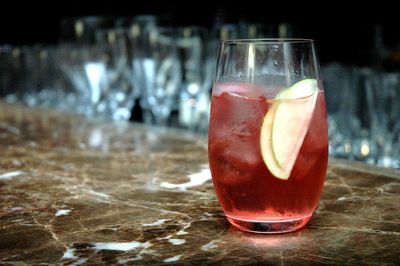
[0,101,399,265]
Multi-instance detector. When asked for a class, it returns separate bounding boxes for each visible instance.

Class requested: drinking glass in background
[57,44,85,112]
[239,22,276,39]
[23,45,61,108]
[365,71,400,168]
[18,46,39,107]
[0,45,16,101]
[209,39,328,233]
[57,44,102,116]
[94,28,139,121]
[199,22,280,133]
[192,24,241,131]
[177,26,209,131]
[0,46,40,106]
[322,63,363,159]
[131,26,181,125]
[322,64,400,168]
[206,24,240,79]
[0,44,72,110]
[59,16,114,44]
[128,15,159,124]
[0,46,7,97]
[59,37,132,120]
[1,47,23,103]
[33,45,64,109]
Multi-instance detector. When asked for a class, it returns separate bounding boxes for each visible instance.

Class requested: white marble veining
[55,209,71,217]
[71,258,88,265]
[201,240,218,251]
[61,248,88,266]
[163,255,182,262]
[177,221,192,235]
[0,171,26,180]
[168,239,186,245]
[118,256,143,264]
[93,241,151,251]
[86,189,110,199]
[9,207,24,212]
[62,248,75,259]
[160,168,211,191]
[0,122,20,135]
[143,219,170,227]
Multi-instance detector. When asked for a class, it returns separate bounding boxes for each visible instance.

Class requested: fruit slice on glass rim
[260,79,318,180]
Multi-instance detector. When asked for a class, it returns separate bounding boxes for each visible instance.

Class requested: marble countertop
[0,102,399,265]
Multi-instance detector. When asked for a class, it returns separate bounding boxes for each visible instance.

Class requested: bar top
[0,102,399,265]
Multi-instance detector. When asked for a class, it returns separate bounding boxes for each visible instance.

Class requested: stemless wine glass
[208,39,328,233]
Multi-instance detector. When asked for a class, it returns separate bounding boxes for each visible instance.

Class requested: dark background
[0,0,398,65]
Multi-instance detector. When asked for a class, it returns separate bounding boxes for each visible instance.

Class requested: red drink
[208,82,328,233]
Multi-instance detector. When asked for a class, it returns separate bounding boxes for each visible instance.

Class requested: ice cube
[213,82,270,99]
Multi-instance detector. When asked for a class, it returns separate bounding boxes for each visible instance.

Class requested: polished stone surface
[0,102,399,265]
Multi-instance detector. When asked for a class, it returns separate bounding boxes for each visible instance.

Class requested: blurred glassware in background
[132,25,181,126]
[177,26,209,132]
[34,46,57,108]
[196,24,240,132]
[364,71,400,168]
[322,63,362,160]
[1,46,25,104]
[0,17,399,169]
[58,44,103,116]
[0,45,16,100]
[322,64,400,168]
[94,28,138,121]
[239,22,276,39]
[128,15,159,124]
[59,16,114,44]
[19,46,39,107]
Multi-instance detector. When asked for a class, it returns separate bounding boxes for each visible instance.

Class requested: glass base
[226,215,311,234]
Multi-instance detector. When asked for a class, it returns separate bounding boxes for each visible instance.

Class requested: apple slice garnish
[260,79,318,180]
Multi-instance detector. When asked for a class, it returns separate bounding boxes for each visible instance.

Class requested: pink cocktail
[209,39,328,233]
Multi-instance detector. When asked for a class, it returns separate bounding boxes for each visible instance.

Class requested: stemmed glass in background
[131,24,181,126]
[94,28,138,121]
[58,44,104,116]
[129,15,158,124]
[177,26,208,131]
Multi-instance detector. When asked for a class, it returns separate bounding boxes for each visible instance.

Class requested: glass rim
[222,38,315,44]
